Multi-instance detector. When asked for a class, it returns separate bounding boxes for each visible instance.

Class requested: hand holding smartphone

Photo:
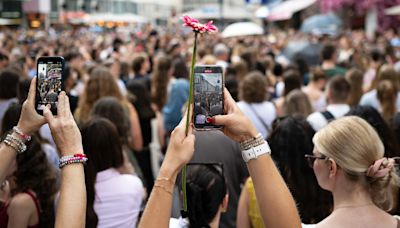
[193,65,224,129]
[35,56,65,115]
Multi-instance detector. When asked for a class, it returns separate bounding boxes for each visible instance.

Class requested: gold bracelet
[154,183,173,196]
[156,177,174,184]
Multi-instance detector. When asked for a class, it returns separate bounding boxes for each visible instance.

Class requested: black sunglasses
[304,154,328,168]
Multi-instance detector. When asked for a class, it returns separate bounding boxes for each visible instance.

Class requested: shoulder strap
[246,104,271,135]
[397,218,400,228]
[24,191,41,216]
[320,110,335,122]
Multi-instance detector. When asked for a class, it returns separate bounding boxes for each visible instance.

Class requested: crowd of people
[0,23,400,228]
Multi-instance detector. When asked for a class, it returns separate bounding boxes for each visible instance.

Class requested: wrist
[239,127,259,143]
[16,122,31,136]
[159,165,179,183]
[59,147,84,157]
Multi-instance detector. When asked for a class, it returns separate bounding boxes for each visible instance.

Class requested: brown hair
[231,60,248,82]
[310,67,327,82]
[239,71,268,103]
[377,80,397,124]
[283,70,302,96]
[327,76,351,103]
[284,89,313,117]
[345,68,364,107]
[75,67,124,125]
[377,64,400,92]
[151,56,172,111]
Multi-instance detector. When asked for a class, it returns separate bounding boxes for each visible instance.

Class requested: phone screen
[193,66,224,129]
[36,57,64,114]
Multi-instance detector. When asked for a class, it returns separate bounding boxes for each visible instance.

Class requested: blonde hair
[284,89,313,117]
[313,116,399,211]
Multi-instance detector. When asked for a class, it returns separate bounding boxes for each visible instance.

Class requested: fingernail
[207,117,215,124]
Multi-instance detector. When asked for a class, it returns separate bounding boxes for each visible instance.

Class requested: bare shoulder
[8,193,36,214]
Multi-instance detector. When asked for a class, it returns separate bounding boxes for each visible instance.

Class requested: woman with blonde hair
[75,66,143,152]
[304,116,400,227]
[284,89,313,117]
[345,68,364,107]
[377,80,397,124]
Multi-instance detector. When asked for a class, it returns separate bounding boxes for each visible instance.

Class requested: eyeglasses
[305,154,328,168]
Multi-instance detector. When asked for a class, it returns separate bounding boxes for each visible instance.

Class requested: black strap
[320,110,335,122]
[246,104,270,136]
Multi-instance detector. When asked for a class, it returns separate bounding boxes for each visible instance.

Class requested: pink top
[94,168,144,228]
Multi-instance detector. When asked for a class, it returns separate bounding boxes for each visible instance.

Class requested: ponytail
[377,80,397,124]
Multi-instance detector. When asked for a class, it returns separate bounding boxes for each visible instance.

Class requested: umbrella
[255,6,269,18]
[301,13,342,36]
[268,0,316,21]
[182,4,252,20]
[222,22,264,38]
[385,5,400,15]
[284,41,321,67]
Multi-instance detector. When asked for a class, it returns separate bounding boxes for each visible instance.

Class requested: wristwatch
[240,133,271,162]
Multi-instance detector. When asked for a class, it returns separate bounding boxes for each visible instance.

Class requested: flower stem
[182,32,198,213]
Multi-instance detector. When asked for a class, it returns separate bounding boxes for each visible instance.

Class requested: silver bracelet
[4,134,27,154]
[240,133,265,150]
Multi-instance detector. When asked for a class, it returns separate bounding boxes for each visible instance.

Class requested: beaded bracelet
[59,154,88,168]
[12,127,31,142]
[3,134,27,154]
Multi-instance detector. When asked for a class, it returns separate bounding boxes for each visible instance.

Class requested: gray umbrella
[292,42,321,67]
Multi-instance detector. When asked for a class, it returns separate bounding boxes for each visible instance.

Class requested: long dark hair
[185,164,227,228]
[269,116,332,223]
[126,80,155,121]
[81,118,124,228]
[1,103,57,227]
[346,105,400,158]
[151,56,172,111]
[90,97,131,146]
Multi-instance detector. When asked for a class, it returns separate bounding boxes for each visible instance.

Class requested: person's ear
[328,158,338,179]
[221,194,229,213]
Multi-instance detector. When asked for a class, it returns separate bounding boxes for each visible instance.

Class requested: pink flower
[182,15,218,33]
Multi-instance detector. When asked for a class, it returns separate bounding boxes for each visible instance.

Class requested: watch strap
[242,141,271,162]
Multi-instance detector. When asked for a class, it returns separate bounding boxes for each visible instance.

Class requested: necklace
[334,203,375,210]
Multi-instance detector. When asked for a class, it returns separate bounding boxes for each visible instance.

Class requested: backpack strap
[320,110,335,122]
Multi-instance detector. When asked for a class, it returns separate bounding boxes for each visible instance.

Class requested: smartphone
[35,56,65,115]
[193,65,224,129]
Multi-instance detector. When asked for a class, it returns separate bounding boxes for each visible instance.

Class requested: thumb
[43,105,55,126]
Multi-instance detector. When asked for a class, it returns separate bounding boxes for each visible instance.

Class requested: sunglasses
[304,154,329,168]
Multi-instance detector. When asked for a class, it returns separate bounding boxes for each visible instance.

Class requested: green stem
[182,32,198,213]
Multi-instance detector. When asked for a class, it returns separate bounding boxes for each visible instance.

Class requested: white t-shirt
[94,168,144,228]
[169,217,189,228]
[237,101,277,139]
[307,104,350,131]
[359,89,400,111]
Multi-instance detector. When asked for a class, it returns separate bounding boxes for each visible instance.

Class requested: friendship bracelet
[154,183,173,196]
[59,154,87,163]
[59,154,88,168]
[12,127,31,142]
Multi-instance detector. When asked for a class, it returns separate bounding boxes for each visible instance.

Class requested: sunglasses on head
[304,154,329,168]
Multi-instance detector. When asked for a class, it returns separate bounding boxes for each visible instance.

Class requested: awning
[86,13,148,23]
[0,18,21,25]
[182,5,252,20]
[268,0,316,21]
[385,5,400,15]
